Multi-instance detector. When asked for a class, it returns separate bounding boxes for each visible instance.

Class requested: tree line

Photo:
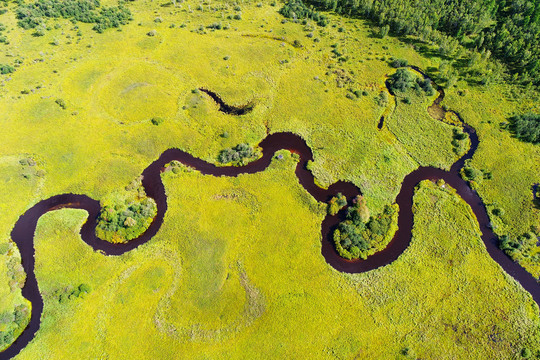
[284,0,540,85]
[16,0,132,33]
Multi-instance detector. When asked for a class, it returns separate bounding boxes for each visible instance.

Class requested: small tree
[379,24,389,38]
[354,195,370,223]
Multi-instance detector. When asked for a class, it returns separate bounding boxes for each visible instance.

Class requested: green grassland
[385,88,461,169]
[15,169,540,359]
[444,85,540,277]
[0,0,538,356]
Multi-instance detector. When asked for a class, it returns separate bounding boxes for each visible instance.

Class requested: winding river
[1,70,539,359]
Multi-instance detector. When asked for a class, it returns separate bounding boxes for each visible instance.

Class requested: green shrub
[207,22,222,30]
[96,197,157,242]
[387,68,415,93]
[55,98,67,109]
[453,130,467,140]
[334,203,398,260]
[218,143,258,165]
[391,58,408,68]
[0,304,29,349]
[279,0,329,27]
[521,348,531,358]
[499,232,537,260]
[0,64,14,74]
[13,305,28,326]
[376,91,389,106]
[150,117,163,125]
[32,27,45,36]
[461,166,482,181]
[327,193,347,215]
[508,113,540,144]
[16,0,132,33]
[387,68,435,97]
[96,178,157,243]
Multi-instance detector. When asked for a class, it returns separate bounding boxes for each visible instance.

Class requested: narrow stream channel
[1,69,538,359]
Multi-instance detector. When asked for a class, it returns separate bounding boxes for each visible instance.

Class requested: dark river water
[2,71,538,359]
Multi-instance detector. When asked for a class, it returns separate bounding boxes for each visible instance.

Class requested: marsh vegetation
[0,0,538,357]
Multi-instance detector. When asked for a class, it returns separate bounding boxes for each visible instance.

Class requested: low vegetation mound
[333,196,398,260]
[96,177,157,243]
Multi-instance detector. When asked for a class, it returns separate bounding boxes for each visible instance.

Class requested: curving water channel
[1,69,539,359]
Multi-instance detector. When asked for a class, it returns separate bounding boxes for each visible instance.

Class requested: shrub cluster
[279,0,329,27]
[0,64,14,75]
[451,128,468,155]
[96,197,157,242]
[390,58,408,68]
[499,232,538,263]
[150,117,163,125]
[96,178,157,243]
[334,198,398,260]
[327,192,347,215]
[0,22,8,44]
[0,304,29,351]
[58,283,91,303]
[218,143,258,165]
[6,256,25,292]
[3,241,27,294]
[460,160,492,189]
[16,0,131,33]
[165,160,194,174]
[387,68,435,96]
[508,113,540,144]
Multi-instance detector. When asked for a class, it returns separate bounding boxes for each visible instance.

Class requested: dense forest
[283,0,540,85]
[16,0,132,33]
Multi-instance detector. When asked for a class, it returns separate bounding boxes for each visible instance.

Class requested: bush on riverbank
[451,128,469,155]
[499,232,539,264]
[327,192,347,215]
[0,304,29,351]
[96,177,157,243]
[218,143,259,165]
[334,198,398,260]
[387,68,435,96]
